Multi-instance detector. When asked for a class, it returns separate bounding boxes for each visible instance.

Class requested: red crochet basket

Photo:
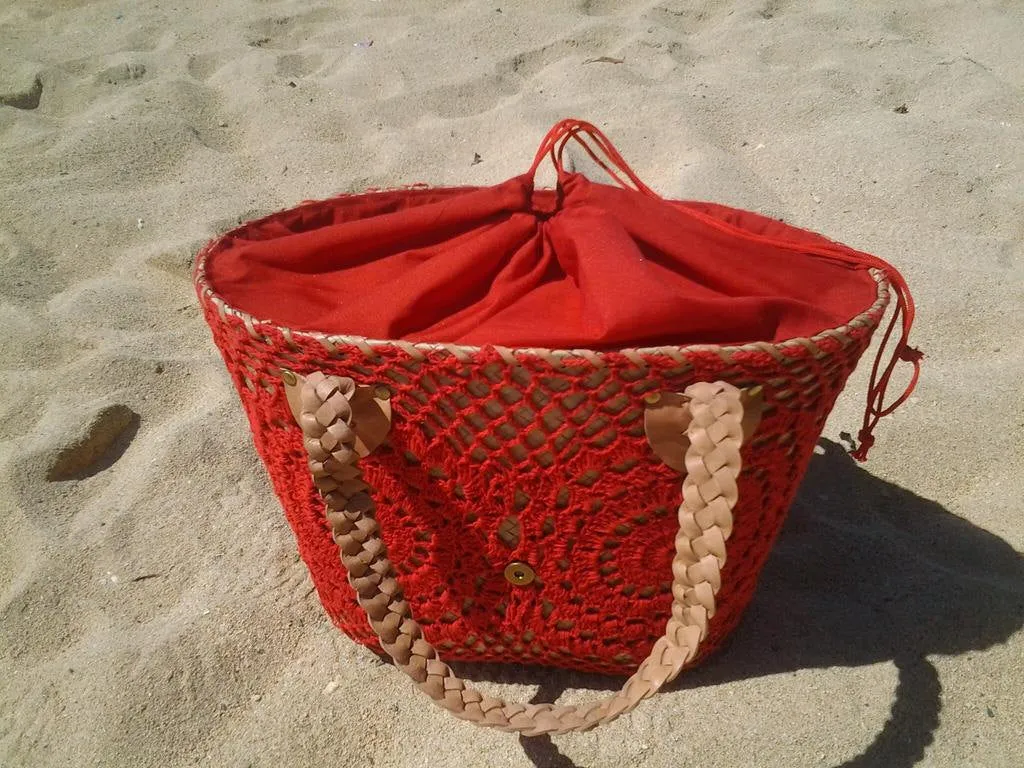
[194,119,920,734]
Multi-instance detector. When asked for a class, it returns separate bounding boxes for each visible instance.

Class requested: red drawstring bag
[196,119,920,734]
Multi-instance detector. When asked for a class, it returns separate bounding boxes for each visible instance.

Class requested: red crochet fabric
[194,119,917,675]
[196,294,885,674]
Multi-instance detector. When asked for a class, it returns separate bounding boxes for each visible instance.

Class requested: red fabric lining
[206,174,877,349]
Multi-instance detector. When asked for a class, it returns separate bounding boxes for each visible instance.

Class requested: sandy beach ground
[1,1,1022,766]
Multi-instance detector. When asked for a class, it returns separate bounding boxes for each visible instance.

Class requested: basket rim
[193,226,891,369]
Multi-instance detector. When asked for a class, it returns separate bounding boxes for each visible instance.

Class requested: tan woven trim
[292,371,754,735]
[194,238,890,368]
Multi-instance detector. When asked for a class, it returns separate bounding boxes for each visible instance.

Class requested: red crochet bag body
[194,120,920,734]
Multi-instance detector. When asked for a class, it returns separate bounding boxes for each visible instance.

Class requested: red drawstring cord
[527,119,659,197]
[848,265,923,461]
[529,119,922,459]
[554,124,660,198]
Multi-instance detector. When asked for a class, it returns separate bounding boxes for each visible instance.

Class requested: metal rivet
[280,369,297,386]
[643,392,662,406]
[374,385,392,401]
[504,561,536,586]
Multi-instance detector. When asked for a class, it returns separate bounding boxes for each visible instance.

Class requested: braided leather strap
[293,371,748,736]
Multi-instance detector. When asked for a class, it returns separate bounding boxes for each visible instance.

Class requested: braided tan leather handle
[287,371,750,736]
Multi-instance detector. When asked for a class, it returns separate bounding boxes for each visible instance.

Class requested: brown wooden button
[504,561,536,586]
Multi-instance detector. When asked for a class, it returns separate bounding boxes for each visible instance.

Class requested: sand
[1,0,1022,766]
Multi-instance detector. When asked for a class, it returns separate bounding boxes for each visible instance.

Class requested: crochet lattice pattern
[197,275,885,675]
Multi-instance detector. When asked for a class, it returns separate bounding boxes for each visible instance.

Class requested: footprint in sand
[274,52,323,79]
[579,0,624,17]
[186,52,225,82]
[46,404,140,481]
[244,8,338,51]
[379,27,619,124]
[94,62,147,86]
[0,68,43,110]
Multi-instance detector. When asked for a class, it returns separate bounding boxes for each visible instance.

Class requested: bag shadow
[450,439,1023,768]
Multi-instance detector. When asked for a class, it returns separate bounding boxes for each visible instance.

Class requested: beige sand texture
[2,0,1022,766]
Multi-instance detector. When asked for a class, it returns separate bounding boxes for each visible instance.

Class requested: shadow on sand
[452,440,1023,768]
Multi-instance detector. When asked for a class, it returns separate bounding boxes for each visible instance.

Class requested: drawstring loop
[527,119,658,197]
[849,267,923,461]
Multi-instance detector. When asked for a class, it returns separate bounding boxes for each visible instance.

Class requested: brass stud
[504,561,536,586]
[643,391,662,406]
[374,385,392,401]
[280,369,297,386]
